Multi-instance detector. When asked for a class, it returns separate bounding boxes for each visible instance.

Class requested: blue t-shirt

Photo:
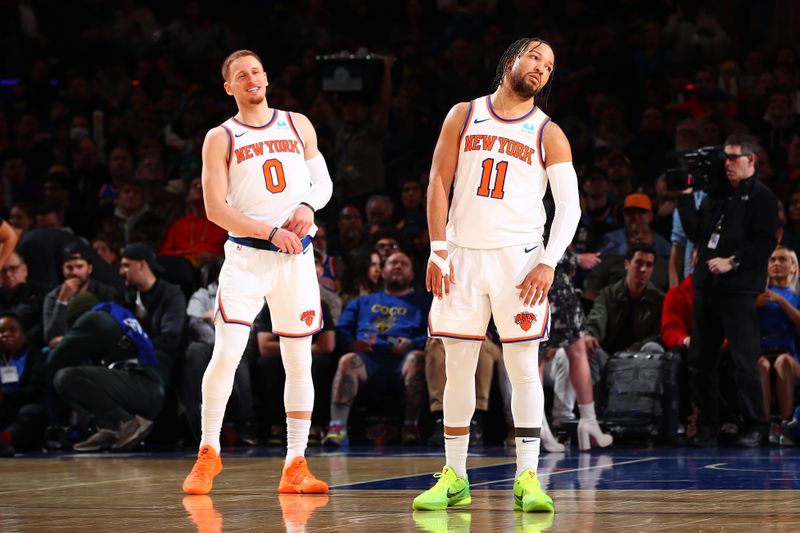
[758,285,800,358]
[337,290,431,356]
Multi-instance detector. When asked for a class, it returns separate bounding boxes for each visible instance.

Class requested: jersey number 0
[262,159,286,193]
[476,158,507,199]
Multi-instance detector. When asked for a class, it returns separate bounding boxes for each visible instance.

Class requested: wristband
[268,227,279,243]
[299,201,316,213]
[429,240,450,274]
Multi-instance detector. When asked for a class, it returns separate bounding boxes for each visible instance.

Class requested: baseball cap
[623,193,652,212]
[62,242,92,264]
[122,242,165,274]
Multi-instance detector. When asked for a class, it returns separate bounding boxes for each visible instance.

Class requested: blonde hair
[770,245,799,294]
[221,50,263,82]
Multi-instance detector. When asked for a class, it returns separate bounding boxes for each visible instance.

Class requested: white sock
[285,417,311,466]
[515,435,541,479]
[199,401,226,454]
[444,433,469,478]
[579,402,598,420]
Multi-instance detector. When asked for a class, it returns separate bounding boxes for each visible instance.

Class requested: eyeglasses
[0,264,21,275]
[376,242,399,250]
[724,153,751,161]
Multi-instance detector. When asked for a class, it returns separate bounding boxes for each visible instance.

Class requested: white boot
[577,402,613,451]
[541,415,565,453]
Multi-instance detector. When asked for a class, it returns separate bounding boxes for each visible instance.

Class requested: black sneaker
[111,416,154,452]
[307,425,322,446]
[73,429,120,452]
[236,420,259,447]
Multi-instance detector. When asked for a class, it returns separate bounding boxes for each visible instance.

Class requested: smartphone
[596,241,618,256]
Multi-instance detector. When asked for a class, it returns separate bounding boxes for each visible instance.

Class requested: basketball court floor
[2,445,800,532]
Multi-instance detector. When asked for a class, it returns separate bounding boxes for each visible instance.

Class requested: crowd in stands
[1,0,800,455]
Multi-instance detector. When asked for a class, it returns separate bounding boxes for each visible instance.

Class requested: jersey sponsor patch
[300,309,316,326]
[514,312,537,332]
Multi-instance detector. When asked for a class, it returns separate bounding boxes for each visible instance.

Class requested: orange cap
[624,193,652,212]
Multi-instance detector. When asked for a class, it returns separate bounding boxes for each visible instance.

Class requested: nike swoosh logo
[234,131,247,138]
[521,438,537,443]
[524,246,538,253]
[447,487,465,498]
[473,118,491,124]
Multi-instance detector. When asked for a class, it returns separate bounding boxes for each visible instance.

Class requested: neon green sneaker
[513,468,554,513]
[412,466,471,511]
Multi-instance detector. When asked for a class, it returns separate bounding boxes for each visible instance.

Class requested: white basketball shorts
[428,242,550,343]
[215,239,322,337]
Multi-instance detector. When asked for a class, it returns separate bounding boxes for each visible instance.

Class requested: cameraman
[678,134,779,447]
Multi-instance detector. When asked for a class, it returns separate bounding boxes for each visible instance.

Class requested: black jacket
[679,174,778,294]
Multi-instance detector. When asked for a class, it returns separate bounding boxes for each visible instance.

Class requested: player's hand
[271,228,303,254]
[282,204,314,238]
[426,250,455,299]
[515,264,554,307]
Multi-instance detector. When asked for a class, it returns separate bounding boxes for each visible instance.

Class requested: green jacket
[587,278,665,353]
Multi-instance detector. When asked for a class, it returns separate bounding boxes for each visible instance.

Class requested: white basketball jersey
[220,109,309,235]
[446,95,551,249]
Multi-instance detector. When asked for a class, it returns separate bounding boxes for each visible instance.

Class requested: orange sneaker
[278,456,329,494]
[183,445,223,495]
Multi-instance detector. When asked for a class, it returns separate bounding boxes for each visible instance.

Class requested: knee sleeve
[202,322,251,400]
[280,336,314,412]
[442,338,481,428]
[503,341,544,428]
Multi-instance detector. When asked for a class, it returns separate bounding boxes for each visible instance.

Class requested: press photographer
[677,133,779,448]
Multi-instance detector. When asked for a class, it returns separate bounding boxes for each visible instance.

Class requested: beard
[509,70,541,99]
[385,277,409,292]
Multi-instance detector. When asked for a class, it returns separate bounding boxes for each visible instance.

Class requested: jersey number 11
[476,158,507,199]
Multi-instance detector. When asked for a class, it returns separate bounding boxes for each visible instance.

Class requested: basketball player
[183,50,332,495]
[413,38,580,513]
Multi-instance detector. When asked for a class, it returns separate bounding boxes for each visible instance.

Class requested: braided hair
[491,38,555,109]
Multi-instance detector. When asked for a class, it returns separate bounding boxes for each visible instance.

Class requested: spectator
[370,228,402,262]
[0,312,47,456]
[574,166,622,254]
[312,220,339,294]
[159,176,227,266]
[8,203,35,237]
[47,292,163,453]
[323,251,429,446]
[42,243,119,347]
[661,272,695,352]
[396,177,425,230]
[585,243,665,375]
[606,150,635,200]
[329,204,365,258]
[585,223,669,300]
[339,249,382,308]
[106,179,163,246]
[757,246,800,441]
[0,252,47,345]
[599,193,672,259]
[364,194,394,226]
[669,189,706,288]
[119,242,187,384]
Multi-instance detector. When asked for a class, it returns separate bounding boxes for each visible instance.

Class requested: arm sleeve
[303,153,333,212]
[540,162,581,268]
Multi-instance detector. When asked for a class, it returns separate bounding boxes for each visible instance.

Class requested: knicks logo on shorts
[300,309,316,326]
[514,312,537,332]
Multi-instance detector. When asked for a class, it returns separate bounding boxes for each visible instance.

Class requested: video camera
[665,145,726,192]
